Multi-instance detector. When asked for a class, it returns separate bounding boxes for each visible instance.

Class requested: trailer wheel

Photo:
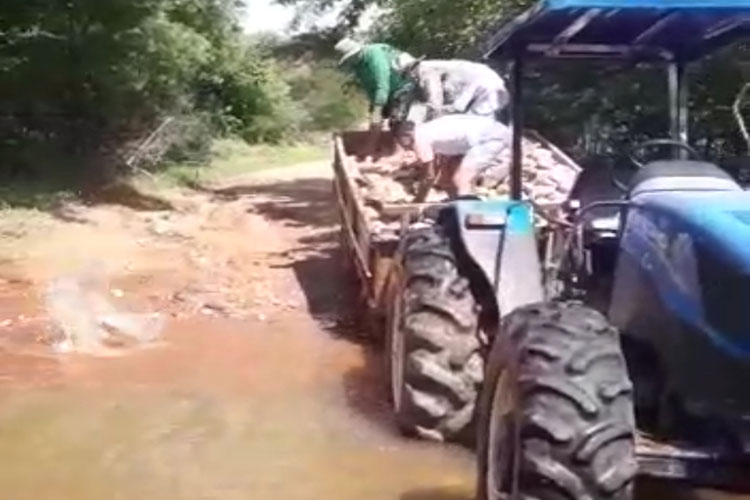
[387,224,482,442]
[477,301,636,500]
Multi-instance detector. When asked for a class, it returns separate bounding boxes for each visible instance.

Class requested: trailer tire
[387,224,482,442]
[477,301,636,500]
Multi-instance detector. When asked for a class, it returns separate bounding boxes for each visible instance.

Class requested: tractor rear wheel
[386,225,482,442]
[477,301,637,500]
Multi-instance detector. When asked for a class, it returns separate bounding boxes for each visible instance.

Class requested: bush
[0,0,322,180]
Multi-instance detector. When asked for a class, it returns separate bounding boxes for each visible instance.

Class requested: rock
[201,302,228,315]
[99,312,164,345]
[111,288,125,298]
[348,137,578,237]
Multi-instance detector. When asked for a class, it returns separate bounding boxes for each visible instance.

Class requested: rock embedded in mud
[99,312,164,345]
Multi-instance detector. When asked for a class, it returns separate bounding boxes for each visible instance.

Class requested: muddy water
[0,314,475,500]
[0,317,743,500]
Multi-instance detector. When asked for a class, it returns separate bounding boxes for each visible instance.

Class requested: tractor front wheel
[477,301,637,500]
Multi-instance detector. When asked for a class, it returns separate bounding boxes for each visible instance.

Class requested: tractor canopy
[483,0,750,200]
[485,0,750,61]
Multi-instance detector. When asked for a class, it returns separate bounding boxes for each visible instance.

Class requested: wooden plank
[333,134,373,281]
[333,173,372,281]
[338,134,374,274]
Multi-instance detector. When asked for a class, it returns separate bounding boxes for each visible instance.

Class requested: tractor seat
[630,160,741,197]
[570,163,625,240]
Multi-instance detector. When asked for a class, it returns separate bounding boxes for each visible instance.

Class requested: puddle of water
[0,284,742,500]
[0,316,475,500]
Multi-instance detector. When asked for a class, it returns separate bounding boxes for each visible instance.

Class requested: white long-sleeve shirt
[411,60,509,118]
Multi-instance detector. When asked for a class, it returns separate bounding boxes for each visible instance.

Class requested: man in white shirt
[406,60,509,121]
[398,114,511,199]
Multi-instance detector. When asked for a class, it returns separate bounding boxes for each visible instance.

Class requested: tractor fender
[439,200,544,321]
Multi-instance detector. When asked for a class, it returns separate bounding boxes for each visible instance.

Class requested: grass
[0,183,75,211]
[153,138,329,187]
[0,138,329,211]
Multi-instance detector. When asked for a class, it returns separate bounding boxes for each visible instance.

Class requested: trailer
[332,130,419,334]
[331,128,582,336]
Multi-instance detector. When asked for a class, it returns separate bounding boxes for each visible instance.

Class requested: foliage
[375,0,528,58]
[0,0,313,181]
[279,0,749,161]
[284,62,366,131]
[264,33,368,133]
[515,44,750,159]
[274,0,377,33]
[153,138,328,187]
[373,0,749,159]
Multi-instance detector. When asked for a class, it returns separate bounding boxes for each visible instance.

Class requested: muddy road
[0,163,743,500]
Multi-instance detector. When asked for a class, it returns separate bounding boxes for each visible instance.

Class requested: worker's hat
[335,37,363,65]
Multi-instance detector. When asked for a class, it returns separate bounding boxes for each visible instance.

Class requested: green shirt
[346,44,410,108]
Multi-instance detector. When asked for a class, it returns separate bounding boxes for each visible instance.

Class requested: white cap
[335,37,363,65]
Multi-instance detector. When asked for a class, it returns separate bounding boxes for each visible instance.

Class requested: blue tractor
[383,1,750,498]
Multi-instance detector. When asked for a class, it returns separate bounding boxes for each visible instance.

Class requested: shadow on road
[341,343,395,434]
[235,177,365,336]
[213,177,336,229]
[220,175,403,437]
[83,182,174,211]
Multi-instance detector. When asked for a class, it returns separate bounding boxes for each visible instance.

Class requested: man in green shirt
[335,37,417,158]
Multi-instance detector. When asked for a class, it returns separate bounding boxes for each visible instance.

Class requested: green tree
[374,0,750,159]
[0,0,306,179]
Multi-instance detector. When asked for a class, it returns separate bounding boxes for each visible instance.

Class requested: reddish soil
[0,163,738,500]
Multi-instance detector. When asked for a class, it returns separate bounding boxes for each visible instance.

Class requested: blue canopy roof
[485,0,750,61]
[549,0,750,7]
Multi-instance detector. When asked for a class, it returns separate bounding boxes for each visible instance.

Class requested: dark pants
[383,83,418,128]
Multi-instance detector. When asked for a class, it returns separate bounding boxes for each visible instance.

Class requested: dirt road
[0,163,474,500]
[0,162,743,500]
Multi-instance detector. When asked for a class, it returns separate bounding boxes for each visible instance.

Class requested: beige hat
[335,37,363,65]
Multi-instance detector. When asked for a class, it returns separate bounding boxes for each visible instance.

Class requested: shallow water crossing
[0,163,745,500]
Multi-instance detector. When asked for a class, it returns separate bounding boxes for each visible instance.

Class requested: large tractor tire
[386,225,483,442]
[477,301,637,500]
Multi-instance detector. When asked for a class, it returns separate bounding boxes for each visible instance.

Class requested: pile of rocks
[475,138,578,206]
[348,137,579,234]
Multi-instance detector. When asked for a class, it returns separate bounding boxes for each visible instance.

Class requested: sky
[241,0,296,34]
[240,0,381,35]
